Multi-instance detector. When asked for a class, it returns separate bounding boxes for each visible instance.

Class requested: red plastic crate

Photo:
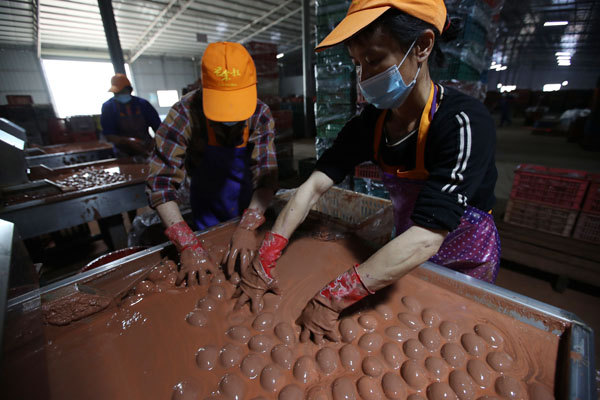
[504,198,578,237]
[572,212,600,244]
[582,174,600,215]
[510,164,588,210]
[355,162,382,180]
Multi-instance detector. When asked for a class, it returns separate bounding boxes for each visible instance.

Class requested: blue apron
[189,121,253,230]
[373,82,501,283]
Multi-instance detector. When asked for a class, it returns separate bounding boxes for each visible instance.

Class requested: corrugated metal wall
[0,47,52,106]
[130,56,198,115]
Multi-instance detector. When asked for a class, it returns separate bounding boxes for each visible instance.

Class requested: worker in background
[233,0,500,343]
[100,73,161,158]
[146,42,278,287]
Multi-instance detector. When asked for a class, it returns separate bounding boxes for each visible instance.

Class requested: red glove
[165,221,218,286]
[298,265,374,343]
[233,231,288,313]
[226,208,265,277]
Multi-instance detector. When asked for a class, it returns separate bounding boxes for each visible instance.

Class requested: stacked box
[246,41,280,106]
[573,174,600,244]
[314,0,355,160]
[430,0,506,99]
[504,164,589,238]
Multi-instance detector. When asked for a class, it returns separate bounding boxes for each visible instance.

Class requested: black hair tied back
[363,9,463,68]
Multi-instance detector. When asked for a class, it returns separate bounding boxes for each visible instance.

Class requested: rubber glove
[164,221,218,286]
[233,231,288,313]
[226,208,265,277]
[298,264,374,344]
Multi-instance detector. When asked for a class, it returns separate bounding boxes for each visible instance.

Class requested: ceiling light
[544,21,568,27]
[543,84,562,92]
[497,66,508,71]
[556,56,571,60]
[276,53,284,59]
[497,83,502,89]
[555,51,571,56]
[562,81,568,86]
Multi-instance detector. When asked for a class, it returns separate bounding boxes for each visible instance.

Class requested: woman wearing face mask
[233,0,499,343]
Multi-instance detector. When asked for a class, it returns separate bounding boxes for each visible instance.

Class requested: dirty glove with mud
[164,221,218,286]
[233,231,288,313]
[298,264,373,344]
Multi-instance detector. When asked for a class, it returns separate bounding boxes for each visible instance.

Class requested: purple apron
[189,122,253,230]
[375,83,500,283]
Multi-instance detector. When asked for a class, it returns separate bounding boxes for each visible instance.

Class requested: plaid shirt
[146,90,278,208]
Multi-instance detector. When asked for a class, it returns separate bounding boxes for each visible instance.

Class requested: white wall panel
[0,48,51,105]
[130,55,197,115]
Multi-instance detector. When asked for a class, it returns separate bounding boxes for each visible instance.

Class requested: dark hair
[351,9,460,67]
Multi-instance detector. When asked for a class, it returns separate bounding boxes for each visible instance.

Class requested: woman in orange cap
[233,0,500,343]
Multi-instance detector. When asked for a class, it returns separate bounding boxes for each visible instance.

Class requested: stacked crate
[246,41,295,179]
[430,0,505,100]
[573,174,600,244]
[246,41,279,103]
[314,0,355,159]
[353,162,390,200]
[504,164,589,237]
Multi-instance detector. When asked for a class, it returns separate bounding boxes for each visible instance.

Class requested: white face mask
[358,39,421,109]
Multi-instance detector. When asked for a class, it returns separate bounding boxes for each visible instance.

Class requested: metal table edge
[6,218,239,310]
[419,261,596,399]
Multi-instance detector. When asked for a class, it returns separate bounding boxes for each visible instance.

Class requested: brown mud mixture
[35,228,560,400]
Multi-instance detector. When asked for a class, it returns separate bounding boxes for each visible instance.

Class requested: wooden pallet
[497,219,600,289]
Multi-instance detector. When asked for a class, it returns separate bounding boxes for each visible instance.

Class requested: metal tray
[3,218,596,399]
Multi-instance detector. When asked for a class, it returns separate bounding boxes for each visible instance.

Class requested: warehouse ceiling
[0,0,315,61]
[493,0,599,68]
[0,0,598,70]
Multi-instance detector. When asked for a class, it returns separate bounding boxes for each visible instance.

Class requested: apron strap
[373,81,437,180]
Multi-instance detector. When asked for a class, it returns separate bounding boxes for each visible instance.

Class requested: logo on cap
[213,67,241,86]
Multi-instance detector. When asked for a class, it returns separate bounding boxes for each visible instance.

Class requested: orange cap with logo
[108,73,132,93]
[201,42,257,122]
[315,0,447,52]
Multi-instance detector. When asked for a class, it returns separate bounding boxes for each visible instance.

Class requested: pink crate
[582,174,600,215]
[510,164,588,210]
[572,212,600,244]
[504,198,578,237]
[355,162,382,180]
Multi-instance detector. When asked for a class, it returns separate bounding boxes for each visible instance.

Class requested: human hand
[232,231,288,313]
[298,265,373,344]
[226,208,265,277]
[177,245,219,287]
[233,256,280,314]
[165,221,220,287]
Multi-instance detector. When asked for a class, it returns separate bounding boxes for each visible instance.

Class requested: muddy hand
[297,297,341,344]
[297,264,374,344]
[233,256,280,314]
[177,246,218,287]
[226,209,265,277]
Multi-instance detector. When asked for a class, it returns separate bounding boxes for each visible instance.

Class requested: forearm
[271,171,334,239]
[358,225,447,291]
[247,187,275,215]
[156,201,185,228]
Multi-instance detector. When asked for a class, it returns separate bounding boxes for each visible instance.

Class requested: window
[157,90,180,108]
[42,59,132,118]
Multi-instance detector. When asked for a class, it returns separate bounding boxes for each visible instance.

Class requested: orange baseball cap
[315,0,447,52]
[201,42,257,122]
[108,73,132,93]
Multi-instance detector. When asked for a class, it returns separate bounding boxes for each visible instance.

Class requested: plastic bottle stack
[314,0,356,159]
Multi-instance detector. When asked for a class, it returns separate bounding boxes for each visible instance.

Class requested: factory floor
[32,117,600,375]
